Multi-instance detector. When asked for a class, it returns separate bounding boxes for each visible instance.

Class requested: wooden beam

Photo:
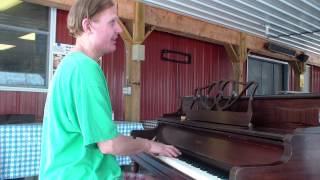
[133,2,145,44]
[145,6,239,46]
[290,61,306,91]
[239,32,247,63]
[24,0,74,10]
[117,19,133,43]
[224,32,247,93]
[144,26,155,41]
[124,2,145,121]
[27,0,320,66]
[305,53,320,67]
[117,0,135,20]
[224,44,239,63]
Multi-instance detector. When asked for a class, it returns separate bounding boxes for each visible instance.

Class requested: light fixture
[0,0,22,12]
[19,33,36,41]
[0,44,16,51]
[265,24,270,38]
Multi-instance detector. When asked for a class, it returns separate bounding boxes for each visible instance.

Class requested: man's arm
[97,135,181,157]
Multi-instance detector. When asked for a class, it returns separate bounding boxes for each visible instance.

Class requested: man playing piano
[39,0,181,179]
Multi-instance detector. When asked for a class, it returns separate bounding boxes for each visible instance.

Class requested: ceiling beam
[124,2,145,121]
[143,5,320,66]
[24,0,73,11]
[26,0,320,66]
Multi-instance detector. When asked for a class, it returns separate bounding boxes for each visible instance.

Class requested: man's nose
[116,21,123,33]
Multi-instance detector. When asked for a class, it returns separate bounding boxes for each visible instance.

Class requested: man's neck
[74,36,101,62]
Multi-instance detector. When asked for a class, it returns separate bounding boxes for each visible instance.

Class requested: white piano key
[157,156,221,180]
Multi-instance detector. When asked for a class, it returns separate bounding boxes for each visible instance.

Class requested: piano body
[131,81,320,180]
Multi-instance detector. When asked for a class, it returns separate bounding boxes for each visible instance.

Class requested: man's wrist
[137,137,151,153]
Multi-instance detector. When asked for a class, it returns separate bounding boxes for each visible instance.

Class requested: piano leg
[131,161,140,173]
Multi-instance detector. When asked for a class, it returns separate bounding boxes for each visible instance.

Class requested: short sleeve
[75,83,119,146]
[69,58,119,146]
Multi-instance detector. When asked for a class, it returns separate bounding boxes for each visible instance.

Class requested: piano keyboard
[157,155,227,180]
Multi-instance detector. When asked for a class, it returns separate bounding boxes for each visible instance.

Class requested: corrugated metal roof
[140,0,320,55]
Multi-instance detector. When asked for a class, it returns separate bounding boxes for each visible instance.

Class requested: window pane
[248,58,262,95]
[273,63,283,94]
[0,2,49,31]
[261,62,273,95]
[248,56,289,95]
[0,2,49,88]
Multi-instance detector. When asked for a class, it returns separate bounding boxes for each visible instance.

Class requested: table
[114,121,144,166]
[0,121,144,179]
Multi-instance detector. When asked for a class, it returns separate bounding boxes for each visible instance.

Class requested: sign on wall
[52,43,102,73]
[52,43,75,73]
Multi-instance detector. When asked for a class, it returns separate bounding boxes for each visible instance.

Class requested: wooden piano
[131,80,320,180]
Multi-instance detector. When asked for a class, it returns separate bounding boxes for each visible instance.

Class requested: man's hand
[98,135,181,157]
[147,141,181,158]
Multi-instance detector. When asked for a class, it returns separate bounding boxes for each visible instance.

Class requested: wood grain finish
[248,96,320,128]
[131,94,320,179]
[231,130,320,180]
[182,95,320,129]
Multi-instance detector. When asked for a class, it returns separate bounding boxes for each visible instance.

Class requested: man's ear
[82,18,91,33]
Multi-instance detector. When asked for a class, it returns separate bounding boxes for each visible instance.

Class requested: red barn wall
[311,65,320,93]
[140,31,233,120]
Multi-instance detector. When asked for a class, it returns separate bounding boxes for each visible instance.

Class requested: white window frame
[0,7,56,93]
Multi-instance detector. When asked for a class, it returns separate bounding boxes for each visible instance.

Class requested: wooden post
[237,32,247,92]
[290,61,306,91]
[224,33,247,94]
[121,2,145,121]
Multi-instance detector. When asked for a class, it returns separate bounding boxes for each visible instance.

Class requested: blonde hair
[67,0,114,37]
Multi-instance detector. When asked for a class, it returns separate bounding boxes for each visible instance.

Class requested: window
[0,1,55,91]
[247,55,289,95]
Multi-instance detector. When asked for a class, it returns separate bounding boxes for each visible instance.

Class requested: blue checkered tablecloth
[0,123,41,179]
[0,121,144,179]
[114,121,144,166]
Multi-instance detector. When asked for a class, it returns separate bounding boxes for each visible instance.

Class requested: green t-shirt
[39,52,121,180]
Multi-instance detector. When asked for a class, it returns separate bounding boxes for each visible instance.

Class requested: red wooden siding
[311,65,320,93]
[0,92,46,121]
[102,38,125,120]
[140,31,233,120]
[56,9,76,44]
[141,32,177,120]
[290,67,296,91]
